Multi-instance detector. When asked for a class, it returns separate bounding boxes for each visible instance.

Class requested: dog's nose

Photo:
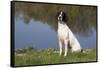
[59,16,61,18]
[58,15,62,18]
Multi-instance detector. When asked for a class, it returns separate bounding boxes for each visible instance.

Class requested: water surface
[15,14,96,49]
[15,3,97,49]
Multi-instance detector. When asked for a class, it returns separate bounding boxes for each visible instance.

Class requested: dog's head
[57,11,68,22]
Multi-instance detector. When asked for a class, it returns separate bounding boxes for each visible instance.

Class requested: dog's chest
[58,22,69,39]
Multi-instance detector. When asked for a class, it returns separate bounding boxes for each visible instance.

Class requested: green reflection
[15,2,97,36]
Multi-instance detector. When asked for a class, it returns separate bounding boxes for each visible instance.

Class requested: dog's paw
[64,53,67,56]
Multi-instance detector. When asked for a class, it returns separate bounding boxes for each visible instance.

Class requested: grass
[14,48,97,67]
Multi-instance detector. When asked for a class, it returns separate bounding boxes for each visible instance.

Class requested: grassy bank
[14,48,97,66]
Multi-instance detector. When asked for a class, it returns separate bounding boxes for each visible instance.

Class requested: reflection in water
[15,2,97,33]
[15,18,58,49]
[15,2,97,49]
[15,15,96,49]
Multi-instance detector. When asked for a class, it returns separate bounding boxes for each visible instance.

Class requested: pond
[15,14,96,49]
[15,2,97,49]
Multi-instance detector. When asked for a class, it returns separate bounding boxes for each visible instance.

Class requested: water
[15,14,96,49]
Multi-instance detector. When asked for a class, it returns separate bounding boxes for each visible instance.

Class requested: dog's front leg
[64,40,68,56]
[59,39,62,56]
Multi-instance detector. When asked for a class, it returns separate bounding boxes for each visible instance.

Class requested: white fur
[58,21,81,56]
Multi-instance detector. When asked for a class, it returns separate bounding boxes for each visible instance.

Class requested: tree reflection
[15,2,97,36]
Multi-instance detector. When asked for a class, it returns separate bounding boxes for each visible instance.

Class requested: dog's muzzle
[58,16,62,21]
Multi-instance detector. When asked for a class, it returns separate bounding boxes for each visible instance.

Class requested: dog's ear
[63,12,68,22]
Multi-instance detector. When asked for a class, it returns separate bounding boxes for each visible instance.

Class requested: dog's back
[66,25,82,52]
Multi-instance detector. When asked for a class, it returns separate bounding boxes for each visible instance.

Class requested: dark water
[15,14,96,49]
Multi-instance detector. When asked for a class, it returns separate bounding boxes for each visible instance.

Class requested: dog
[57,11,82,56]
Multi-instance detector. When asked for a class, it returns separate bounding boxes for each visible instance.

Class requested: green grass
[14,48,97,66]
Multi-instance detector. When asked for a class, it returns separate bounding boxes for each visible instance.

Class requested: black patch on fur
[57,11,68,22]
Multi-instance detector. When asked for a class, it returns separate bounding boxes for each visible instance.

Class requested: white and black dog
[57,11,82,56]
